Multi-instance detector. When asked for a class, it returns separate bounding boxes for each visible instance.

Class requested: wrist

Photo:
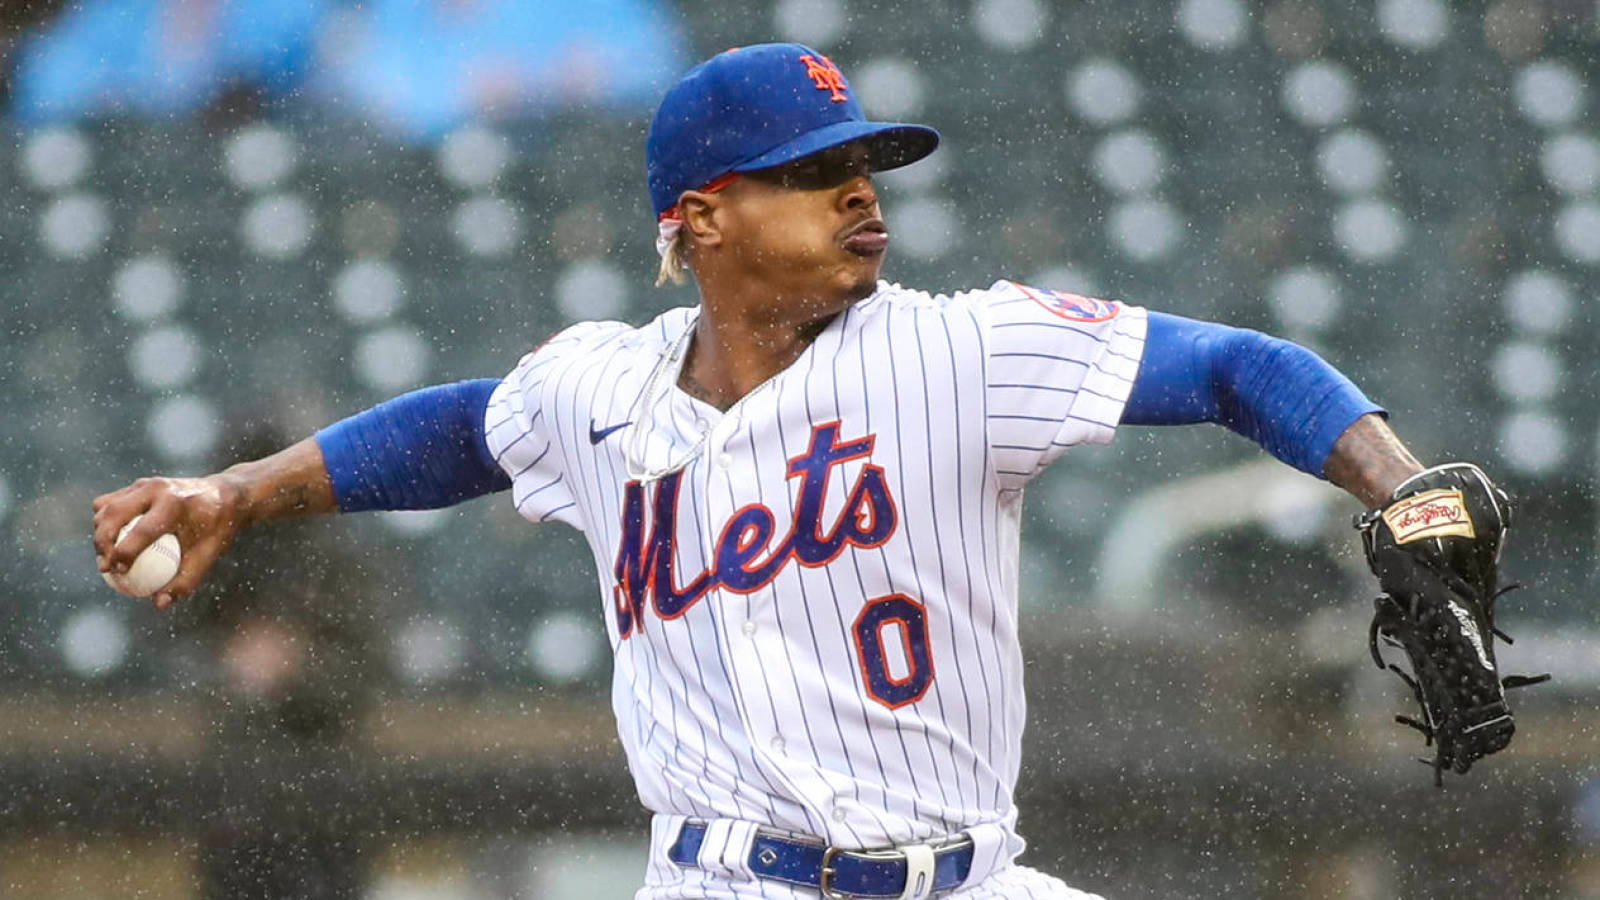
[1325,413,1424,509]
[1361,458,1426,507]
[216,438,337,526]
[212,465,268,528]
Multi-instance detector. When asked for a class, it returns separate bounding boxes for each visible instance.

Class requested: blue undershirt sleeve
[313,379,512,513]
[1123,311,1383,478]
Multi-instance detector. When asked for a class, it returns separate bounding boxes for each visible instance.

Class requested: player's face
[719,142,887,308]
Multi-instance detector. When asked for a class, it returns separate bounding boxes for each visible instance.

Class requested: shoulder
[981,279,1130,323]
[854,280,992,313]
[528,312,674,360]
[507,307,694,382]
[845,281,1003,330]
[852,279,1136,327]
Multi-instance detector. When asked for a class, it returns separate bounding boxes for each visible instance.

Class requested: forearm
[93,437,339,608]
[1322,413,1424,509]
[1124,312,1383,477]
[313,379,511,512]
[94,382,507,609]
[216,437,340,526]
[206,376,507,522]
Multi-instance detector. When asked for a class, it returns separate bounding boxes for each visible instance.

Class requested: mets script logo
[1012,282,1121,323]
[611,421,896,637]
[798,53,849,102]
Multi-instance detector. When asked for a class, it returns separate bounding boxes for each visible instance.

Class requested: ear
[678,190,725,250]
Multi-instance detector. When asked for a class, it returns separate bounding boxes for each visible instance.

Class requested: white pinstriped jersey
[484,280,1147,875]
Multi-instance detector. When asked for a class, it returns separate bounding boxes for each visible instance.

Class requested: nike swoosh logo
[589,419,632,444]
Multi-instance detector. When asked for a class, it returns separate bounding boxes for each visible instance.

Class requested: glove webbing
[1368,576,1550,786]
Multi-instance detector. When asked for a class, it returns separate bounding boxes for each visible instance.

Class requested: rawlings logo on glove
[1383,488,1475,543]
[1355,463,1550,785]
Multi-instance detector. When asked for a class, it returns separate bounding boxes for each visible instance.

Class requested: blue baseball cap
[646,43,940,217]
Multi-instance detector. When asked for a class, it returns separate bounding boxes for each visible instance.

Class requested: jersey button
[832,807,848,823]
[769,736,785,752]
[717,452,733,469]
[742,620,757,637]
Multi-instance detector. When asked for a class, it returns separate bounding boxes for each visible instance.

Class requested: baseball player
[94,44,1527,899]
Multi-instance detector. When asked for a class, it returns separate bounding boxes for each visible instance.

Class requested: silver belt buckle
[819,845,904,899]
[818,845,847,899]
[819,843,944,900]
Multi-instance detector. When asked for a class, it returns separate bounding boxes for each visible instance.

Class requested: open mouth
[841,219,889,256]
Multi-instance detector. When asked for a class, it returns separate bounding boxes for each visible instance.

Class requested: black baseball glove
[1355,463,1549,785]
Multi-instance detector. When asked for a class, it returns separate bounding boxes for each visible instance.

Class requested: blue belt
[667,821,974,898]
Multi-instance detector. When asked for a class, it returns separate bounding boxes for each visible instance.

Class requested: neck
[679,290,844,411]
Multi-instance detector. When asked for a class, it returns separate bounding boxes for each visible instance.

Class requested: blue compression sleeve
[1123,311,1383,477]
[314,379,511,512]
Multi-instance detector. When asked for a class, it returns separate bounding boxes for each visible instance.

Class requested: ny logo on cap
[798,53,848,102]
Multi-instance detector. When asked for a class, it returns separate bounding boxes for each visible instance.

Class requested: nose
[840,174,877,211]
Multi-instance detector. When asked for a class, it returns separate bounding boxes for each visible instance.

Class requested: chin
[838,260,883,302]
[842,275,878,302]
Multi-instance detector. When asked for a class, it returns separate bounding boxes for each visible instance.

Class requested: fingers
[152,532,229,610]
[102,494,181,576]
[92,479,159,572]
[93,474,244,611]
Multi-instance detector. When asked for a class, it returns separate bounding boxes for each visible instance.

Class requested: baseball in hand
[101,515,181,598]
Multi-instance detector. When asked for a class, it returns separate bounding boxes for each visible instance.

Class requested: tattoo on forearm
[1326,415,1424,509]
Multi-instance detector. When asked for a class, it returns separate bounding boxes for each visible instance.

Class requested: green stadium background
[1,1,1596,897]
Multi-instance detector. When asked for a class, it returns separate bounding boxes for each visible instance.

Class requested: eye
[776,160,822,188]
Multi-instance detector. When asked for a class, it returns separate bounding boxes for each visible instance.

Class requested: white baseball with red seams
[101,514,182,598]
[485,279,1146,898]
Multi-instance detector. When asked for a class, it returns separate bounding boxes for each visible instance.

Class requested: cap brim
[731,120,940,175]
